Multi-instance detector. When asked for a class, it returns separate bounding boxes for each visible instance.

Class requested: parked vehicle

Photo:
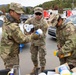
[65,15,76,26]
[48,15,76,38]
[20,15,29,23]
[48,26,56,38]
[0,17,4,41]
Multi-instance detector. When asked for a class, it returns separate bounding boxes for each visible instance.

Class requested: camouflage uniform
[24,7,48,69]
[56,20,76,66]
[0,2,31,69]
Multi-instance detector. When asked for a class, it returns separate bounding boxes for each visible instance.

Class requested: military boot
[30,65,38,74]
[41,67,45,72]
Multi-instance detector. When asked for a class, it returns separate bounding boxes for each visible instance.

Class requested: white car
[0,16,4,41]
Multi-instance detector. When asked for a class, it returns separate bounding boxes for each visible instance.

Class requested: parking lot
[0,32,60,75]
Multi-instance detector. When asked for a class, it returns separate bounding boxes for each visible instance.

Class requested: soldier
[52,14,76,67]
[24,7,48,73]
[0,2,31,70]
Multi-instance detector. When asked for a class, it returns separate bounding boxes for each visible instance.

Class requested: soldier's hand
[31,33,40,40]
[31,29,43,40]
[56,50,64,58]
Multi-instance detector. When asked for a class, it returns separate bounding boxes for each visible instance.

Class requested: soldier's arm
[60,24,76,56]
[24,18,32,24]
[56,29,61,49]
[56,37,61,50]
[42,20,48,33]
[39,21,48,38]
[9,23,31,44]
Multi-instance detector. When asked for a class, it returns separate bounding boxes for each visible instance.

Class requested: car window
[66,15,76,26]
[0,20,3,27]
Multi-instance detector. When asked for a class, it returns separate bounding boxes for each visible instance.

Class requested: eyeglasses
[35,12,42,16]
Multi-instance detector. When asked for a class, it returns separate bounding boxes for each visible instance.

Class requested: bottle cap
[10,73,14,75]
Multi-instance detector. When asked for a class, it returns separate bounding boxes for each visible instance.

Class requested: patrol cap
[51,14,60,27]
[61,14,67,19]
[34,7,43,14]
[9,2,24,14]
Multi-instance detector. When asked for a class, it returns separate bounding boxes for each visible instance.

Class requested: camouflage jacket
[0,14,30,56]
[56,21,76,58]
[25,17,48,46]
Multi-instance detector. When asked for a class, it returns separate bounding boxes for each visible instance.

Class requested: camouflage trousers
[1,54,19,69]
[30,44,46,67]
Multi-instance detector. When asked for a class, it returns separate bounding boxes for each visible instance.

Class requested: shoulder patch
[66,24,75,32]
[66,28,71,32]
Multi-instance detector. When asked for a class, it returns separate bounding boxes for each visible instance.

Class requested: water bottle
[54,50,58,56]
[47,71,56,75]
[72,72,76,75]
[8,68,14,75]
[35,29,43,35]
[58,64,71,75]
[54,50,71,58]
[38,72,46,75]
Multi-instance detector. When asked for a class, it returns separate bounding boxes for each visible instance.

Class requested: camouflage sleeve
[24,18,32,24]
[42,22,48,34]
[40,20,48,38]
[57,39,61,50]
[9,23,31,44]
[60,24,76,56]
[56,29,61,49]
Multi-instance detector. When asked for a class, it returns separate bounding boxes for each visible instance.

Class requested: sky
[0,0,53,7]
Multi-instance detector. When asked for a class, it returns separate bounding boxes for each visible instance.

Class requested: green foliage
[25,7,34,14]
[0,4,9,13]
[36,0,76,10]
[0,0,76,14]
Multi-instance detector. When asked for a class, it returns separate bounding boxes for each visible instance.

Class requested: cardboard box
[71,67,76,72]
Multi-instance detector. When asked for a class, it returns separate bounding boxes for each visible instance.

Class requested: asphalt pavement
[0,32,60,75]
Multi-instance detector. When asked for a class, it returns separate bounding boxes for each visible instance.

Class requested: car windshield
[65,15,76,26]
[0,20,3,27]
